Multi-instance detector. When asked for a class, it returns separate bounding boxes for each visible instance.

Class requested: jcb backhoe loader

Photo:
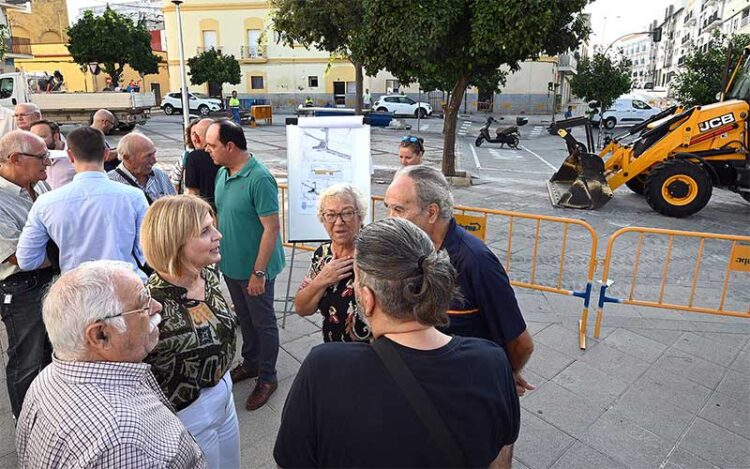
[547,48,750,217]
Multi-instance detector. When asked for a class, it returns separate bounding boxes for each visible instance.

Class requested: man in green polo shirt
[205,120,285,411]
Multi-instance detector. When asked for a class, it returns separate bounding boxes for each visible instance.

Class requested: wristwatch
[253,270,266,279]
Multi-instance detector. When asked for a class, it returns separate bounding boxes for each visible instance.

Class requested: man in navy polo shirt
[385,165,535,396]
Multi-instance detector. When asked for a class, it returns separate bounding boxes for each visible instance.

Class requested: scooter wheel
[475,136,483,147]
[509,136,520,149]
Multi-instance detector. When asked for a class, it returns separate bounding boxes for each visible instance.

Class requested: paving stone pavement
[0,116,748,467]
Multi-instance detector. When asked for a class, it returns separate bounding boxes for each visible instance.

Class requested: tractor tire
[163,104,175,115]
[509,135,520,149]
[475,136,483,147]
[625,173,648,195]
[644,160,712,217]
[604,117,616,129]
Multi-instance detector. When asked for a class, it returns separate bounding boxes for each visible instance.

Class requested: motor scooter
[475,116,528,148]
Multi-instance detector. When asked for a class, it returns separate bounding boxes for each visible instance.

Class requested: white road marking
[470,140,481,169]
[519,145,558,172]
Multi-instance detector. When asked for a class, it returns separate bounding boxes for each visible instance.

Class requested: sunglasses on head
[401,136,421,143]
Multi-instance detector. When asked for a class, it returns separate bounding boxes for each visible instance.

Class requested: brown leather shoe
[246,381,278,411]
[230,363,258,383]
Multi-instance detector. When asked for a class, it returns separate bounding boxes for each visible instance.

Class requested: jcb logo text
[698,113,735,132]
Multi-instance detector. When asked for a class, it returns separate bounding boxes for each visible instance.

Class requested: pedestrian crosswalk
[528,125,544,138]
[458,120,472,136]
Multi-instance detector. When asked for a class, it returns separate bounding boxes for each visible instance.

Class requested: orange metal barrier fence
[594,226,750,338]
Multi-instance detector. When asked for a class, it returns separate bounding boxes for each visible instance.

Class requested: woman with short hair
[399,135,425,166]
[275,218,520,468]
[294,183,370,342]
[140,195,240,469]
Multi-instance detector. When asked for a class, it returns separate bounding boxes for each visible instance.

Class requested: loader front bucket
[547,150,613,210]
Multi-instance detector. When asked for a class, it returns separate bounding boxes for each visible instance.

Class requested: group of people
[0,106,534,467]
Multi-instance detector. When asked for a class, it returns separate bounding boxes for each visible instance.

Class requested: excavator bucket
[547,129,613,209]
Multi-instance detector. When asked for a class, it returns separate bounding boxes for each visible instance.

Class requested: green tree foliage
[672,33,750,107]
[272,0,367,114]
[569,53,632,121]
[67,8,159,86]
[187,49,241,95]
[358,0,590,175]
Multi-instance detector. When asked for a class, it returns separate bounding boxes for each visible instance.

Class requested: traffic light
[652,27,662,43]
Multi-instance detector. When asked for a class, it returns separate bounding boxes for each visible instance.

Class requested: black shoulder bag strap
[371,337,467,467]
[115,168,154,205]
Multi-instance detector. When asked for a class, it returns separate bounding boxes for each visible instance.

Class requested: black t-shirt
[184,149,220,205]
[442,218,526,347]
[274,336,520,468]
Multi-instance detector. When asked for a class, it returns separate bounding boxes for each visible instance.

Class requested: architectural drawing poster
[286,116,371,242]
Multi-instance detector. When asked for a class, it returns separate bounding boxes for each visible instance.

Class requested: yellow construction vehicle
[548,48,750,217]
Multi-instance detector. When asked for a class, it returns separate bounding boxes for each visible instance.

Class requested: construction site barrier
[594,226,750,339]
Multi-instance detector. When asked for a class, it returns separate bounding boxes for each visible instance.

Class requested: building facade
[162,0,582,114]
[1,0,33,73]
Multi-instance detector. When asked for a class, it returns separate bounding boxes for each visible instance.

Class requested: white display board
[286,116,372,242]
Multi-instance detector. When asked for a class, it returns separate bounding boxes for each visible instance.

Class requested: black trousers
[0,268,54,419]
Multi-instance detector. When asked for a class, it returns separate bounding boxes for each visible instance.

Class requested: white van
[592,96,662,129]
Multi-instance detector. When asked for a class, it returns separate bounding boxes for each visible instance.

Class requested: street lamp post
[172,0,190,147]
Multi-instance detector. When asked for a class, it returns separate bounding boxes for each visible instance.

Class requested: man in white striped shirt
[16,261,206,468]
[107,132,176,203]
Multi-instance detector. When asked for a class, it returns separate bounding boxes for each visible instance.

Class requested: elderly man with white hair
[108,132,176,203]
[15,261,206,468]
[14,103,42,131]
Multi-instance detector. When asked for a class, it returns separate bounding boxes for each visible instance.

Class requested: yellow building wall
[15,43,171,98]
[8,0,69,44]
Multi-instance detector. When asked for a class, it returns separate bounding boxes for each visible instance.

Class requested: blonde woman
[141,195,239,468]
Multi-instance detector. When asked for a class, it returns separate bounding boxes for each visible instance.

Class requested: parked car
[373,94,432,118]
[160,92,223,117]
[591,96,662,129]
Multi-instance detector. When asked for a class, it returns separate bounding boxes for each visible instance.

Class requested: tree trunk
[441,74,469,176]
[354,61,363,115]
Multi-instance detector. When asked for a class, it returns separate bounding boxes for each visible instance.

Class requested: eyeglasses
[14,112,38,118]
[16,151,51,162]
[100,290,153,321]
[321,209,359,223]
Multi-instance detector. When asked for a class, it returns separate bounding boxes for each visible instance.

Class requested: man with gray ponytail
[275,218,520,467]
[385,165,535,397]
[15,261,206,468]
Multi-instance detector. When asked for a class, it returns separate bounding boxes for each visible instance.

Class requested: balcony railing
[196,46,223,55]
[741,15,750,29]
[6,36,31,56]
[240,44,267,60]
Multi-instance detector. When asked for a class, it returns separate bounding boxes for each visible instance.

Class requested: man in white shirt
[30,120,74,189]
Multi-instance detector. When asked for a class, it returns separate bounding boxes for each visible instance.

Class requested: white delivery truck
[0,72,156,131]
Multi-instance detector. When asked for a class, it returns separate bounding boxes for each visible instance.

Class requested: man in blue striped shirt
[16,127,149,279]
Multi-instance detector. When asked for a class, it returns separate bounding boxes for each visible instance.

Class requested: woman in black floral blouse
[294,184,371,342]
[140,195,239,469]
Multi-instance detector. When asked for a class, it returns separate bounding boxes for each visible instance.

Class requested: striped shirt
[16,357,206,469]
[108,162,176,203]
[0,175,49,281]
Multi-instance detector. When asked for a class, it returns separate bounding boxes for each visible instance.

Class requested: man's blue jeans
[0,269,54,419]
[224,277,278,384]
